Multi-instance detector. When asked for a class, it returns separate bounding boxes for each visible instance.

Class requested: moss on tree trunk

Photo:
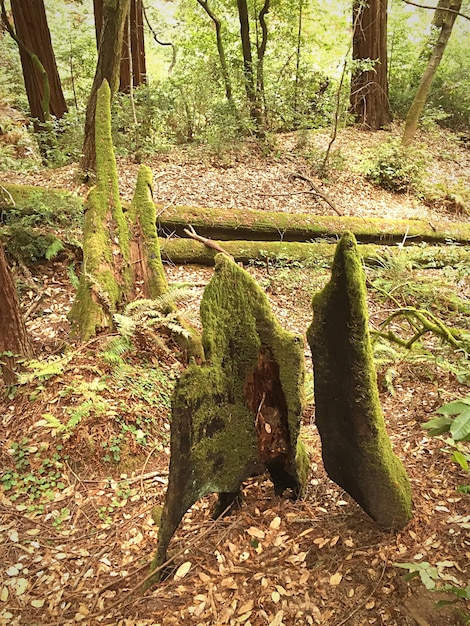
[68,80,132,340]
[157,204,470,245]
[150,254,308,579]
[128,165,169,300]
[307,232,412,530]
[159,237,470,269]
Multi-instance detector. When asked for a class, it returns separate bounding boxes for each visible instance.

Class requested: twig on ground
[288,172,343,216]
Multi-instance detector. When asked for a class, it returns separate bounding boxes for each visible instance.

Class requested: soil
[0,125,469,626]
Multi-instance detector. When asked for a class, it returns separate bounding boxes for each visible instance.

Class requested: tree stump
[307,232,412,530]
[150,254,309,577]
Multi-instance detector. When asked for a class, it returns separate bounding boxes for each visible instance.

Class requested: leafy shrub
[364,139,426,193]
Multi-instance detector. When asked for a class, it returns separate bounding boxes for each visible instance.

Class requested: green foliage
[364,139,426,193]
[1,439,67,509]
[423,396,470,494]
[394,560,470,621]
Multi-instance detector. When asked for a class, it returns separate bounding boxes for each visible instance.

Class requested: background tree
[82,0,130,173]
[401,0,463,146]
[350,0,392,129]
[0,240,31,385]
[0,0,67,123]
[93,0,146,94]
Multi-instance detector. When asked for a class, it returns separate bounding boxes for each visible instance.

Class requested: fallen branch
[183,224,234,258]
[289,171,343,216]
[372,307,469,351]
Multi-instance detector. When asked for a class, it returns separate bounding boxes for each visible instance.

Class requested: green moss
[307,232,412,529]
[129,165,169,298]
[157,204,470,245]
[153,254,308,570]
[69,80,132,340]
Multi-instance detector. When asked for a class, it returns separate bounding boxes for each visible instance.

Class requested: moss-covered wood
[151,254,308,577]
[68,79,132,340]
[306,232,412,530]
[160,237,470,269]
[157,204,470,245]
[128,166,169,299]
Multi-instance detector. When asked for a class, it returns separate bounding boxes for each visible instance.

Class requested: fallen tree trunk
[159,237,470,269]
[3,182,470,246]
[157,205,470,245]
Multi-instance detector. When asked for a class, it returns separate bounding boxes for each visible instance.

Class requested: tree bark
[156,204,470,245]
[94,0,146,93]
[159,238,470,269]
[307,232,412,529]
[5,0,67,122]
[350,0,392,130]
[0,240,32,385]
[82,0,130,173]
[236,0,262,130]
[196,0,236,110]
[70,80,132,339]
[401,0,462,146]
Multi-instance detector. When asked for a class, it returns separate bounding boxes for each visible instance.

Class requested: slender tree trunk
[82,0,130,173]
[237,0,262,130]
[256,0,270,126]
[0,240,32,385]
[350,0,391,130]
[401,0,462,146]
[196,0,236,111]
[3,0,67,123]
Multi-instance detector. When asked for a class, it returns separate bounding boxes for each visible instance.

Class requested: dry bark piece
[307,231,412,530]
[150,254,308,578]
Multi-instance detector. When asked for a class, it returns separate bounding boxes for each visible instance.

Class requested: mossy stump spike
[306,232,412,530]
[68,79,131,340]
[150,254,308,580]
[128,165,169,300]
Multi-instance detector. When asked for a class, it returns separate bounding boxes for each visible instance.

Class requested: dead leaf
[174,561,192,580]
[247,526,265,539]
[329,572,343,586]
[270,516,281,530]
[269,610,284,626]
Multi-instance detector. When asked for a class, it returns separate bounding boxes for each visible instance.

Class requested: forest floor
[1,124,470,626]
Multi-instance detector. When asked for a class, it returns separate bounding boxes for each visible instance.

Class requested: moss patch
[307,232,412,530]
[152,254,308,571]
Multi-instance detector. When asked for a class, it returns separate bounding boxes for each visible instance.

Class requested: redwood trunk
[0,241,31,384]
[10,0,67,122]
[350,0,391,130]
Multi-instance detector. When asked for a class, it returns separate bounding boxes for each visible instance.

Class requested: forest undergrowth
[0,125,470,626]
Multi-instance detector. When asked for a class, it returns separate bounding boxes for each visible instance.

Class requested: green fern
[45,238,64,260]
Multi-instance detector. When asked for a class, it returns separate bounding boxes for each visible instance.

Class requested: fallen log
[159,237,470,269]
[157,204,470,245]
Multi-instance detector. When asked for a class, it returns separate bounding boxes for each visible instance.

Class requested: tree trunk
[70,79,132,339]
[159,238,470,270]
[196,0,236,111]
[350,0,392,130]
[256,0,270,127]
[6,0,67,122]
[0,240,32,385]
[401,0,462,147]
[82,0,130,174]
[93,0,146,94]
[150,254,308,580]
[307,232,412,529]
[156,204,470,245]
[236,0,262,130]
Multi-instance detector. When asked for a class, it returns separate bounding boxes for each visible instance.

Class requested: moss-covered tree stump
[307,232,412,530]
[151,254,309,576]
